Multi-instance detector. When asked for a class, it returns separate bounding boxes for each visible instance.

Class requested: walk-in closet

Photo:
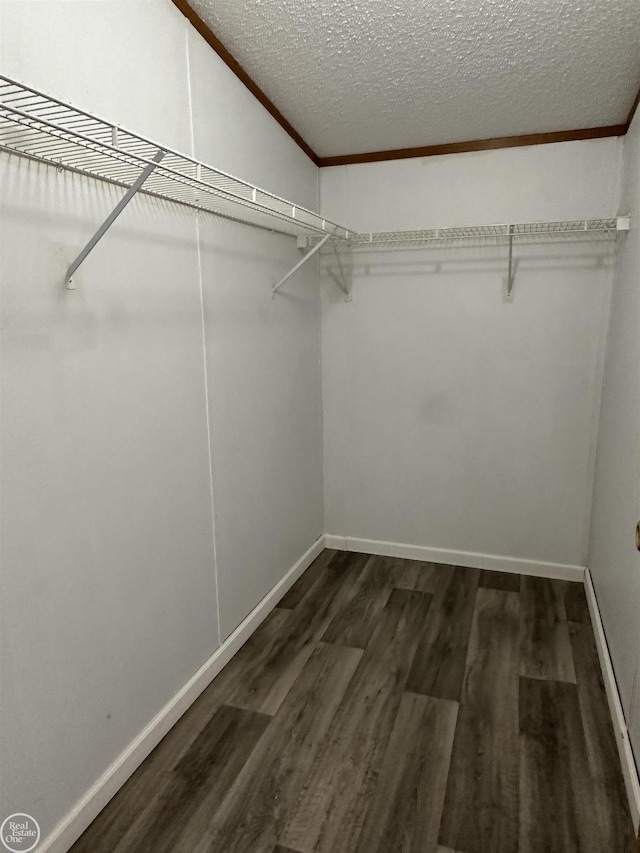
[1,2,640,851]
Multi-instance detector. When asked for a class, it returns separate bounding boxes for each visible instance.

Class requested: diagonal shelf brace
[331,241,351,301]
[506,224,515,299]
[65,148,166,290]
[272,229,336,295]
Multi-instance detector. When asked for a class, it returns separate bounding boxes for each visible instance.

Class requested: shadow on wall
[321,246,614,281]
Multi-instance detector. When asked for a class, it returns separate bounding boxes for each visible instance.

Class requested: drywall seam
[185,14,195,159]
[318,264,327,536]
[584,568,640,834]
[325,535,585,582]
[195,212,221,648]
[580,136,627,566]
[342,303,354,542]
[579,242,619,566]
[317,166,326,536]
[186,28,222,647]
[320,164,351,537]
[343,164,355,542]
[35,535,326,853]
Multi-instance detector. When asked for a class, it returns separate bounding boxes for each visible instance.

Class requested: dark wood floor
[70,550,637,853]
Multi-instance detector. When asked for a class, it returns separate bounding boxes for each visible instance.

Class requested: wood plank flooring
[70,550,637,853]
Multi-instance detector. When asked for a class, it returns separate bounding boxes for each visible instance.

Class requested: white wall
[186,28,323,640]
[0,0,321,846]
[321,139,622,571]
[589,106,640,759]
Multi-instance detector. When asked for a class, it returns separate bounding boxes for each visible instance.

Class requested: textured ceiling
[188,0,640,158]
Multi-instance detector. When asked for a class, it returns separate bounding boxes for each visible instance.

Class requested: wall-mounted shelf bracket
[330,242,351,301]
[65,148,166,289]
[272,229,335,295]
[506,224,515,299]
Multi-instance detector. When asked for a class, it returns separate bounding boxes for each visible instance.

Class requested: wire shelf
[328,219,624,253]
[0,75,628,297]
[0,74,350,240]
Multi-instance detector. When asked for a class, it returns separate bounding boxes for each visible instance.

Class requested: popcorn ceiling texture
[189,0,640,157]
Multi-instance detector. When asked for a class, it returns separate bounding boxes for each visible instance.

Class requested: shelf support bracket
[273,229,335,295]
[331,242,351,301]
[65,148,166,289]
[506,224,515,299]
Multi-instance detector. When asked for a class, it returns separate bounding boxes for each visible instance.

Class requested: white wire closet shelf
[0,74,351,242]
[306,217,630,301]
[313,218,629,253]
[0,74,628,296]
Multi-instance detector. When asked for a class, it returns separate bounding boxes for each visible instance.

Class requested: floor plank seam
[67,552,636,853]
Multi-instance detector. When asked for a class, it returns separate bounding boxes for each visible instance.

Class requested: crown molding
[318,125,627,167]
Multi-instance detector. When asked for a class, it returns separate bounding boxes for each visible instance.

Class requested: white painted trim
[324,534,585,582]
[584,568,640,834]
[38,535,326,853]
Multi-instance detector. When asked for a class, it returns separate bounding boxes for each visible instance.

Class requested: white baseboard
[584,568,640,834]
[39,535,326,853]
[324,534,585,582]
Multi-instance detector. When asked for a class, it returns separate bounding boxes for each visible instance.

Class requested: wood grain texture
[188,643,362,853]
[569,621,637,852]
[67,607,291,853]
[406,565,479,701]
[227,550,369,714]
[519,677,601,853]
[321,555,402,648]
[439,589,520,853]
[280,588,433,852]
[396,559,440,593]
[520,576,576,683]
[69,552,634,853]
[563,580,590,623]
[75,706,270,853]
[136,706,269,853]
[479,569,520,592]
[204,608,293,710]
[355,692,458,853]
[278,549,338,610]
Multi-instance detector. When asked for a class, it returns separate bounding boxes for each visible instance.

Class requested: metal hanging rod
[0,74,351,287]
